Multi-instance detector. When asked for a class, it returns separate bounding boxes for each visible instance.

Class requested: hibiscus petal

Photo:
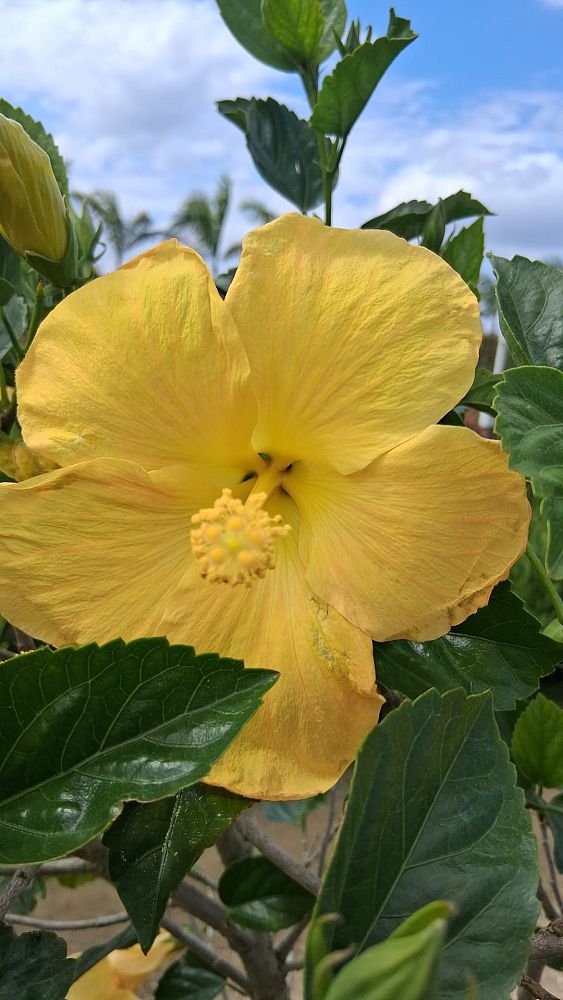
[159,493,383,800]
[67,960,136,1000]
[226,214,481,474]
[17,241,257,474]
[0,458,228,647]
[286,425,529,642]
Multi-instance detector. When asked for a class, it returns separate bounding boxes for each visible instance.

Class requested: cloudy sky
[1,0,562,266]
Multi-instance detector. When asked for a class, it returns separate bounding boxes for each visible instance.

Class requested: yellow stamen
[191,488,291,586]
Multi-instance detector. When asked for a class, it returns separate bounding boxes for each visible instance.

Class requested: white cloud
[539,0,563,8]
[1,0,562,264]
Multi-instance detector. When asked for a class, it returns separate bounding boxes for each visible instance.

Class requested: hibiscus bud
[0,113,77,286]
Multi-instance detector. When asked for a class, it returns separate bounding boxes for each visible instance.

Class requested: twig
[4,910,129,930]
[519,974,560,999]
[236,814,320,897]
[0,858,94,877]
[376,681,404,709]
[531,917,563,960]
[188,867,217,891]
[162,916,249,992]
[538,880,559,923]
[276,914,311,963]
[0,866,38,920]
[540,817,563,912]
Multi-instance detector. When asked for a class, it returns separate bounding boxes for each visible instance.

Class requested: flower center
[191,488,291,587]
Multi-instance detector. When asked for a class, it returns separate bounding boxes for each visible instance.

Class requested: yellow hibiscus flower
[68,931,175,999]
[0,215,528,799]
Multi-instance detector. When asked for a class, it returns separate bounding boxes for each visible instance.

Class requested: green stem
[0,363,9,409]
[526,544,563,626]
[323,171,333,226]
[0,307,24,361]
[24,283,45,352]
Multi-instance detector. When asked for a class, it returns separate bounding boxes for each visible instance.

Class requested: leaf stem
[0,307,23,361]
[526,544,563,626]
[0,363,9,409]
[24,283,45,352]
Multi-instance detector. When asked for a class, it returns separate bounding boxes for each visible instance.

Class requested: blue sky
[0,0,562,264]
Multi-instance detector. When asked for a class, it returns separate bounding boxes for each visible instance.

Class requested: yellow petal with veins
[226,214,481,474]
[17,241,257,474]
[0,457,233,647]
[286,425,529,642]
[160,492,383,800]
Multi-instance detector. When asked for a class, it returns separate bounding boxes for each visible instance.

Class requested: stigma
[191,488,291,586]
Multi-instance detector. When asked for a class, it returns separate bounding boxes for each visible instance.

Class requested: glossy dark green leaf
[512,694,563,788]
[441,218,484,294]
[0,638,276,864]
[218,97,323,211]
[155,951,225,1000]
[305,689,538,1000]
[0,926,76,1000]
[0,100,68,196]
[421,200,446,253]
[262,0,346,64]
[73,925,137,980]
[311,10,417,135]
[323,902,449,1000]
[376,583,560,711]
[489,254,563,368]
[104,784,249,952]
[495,365,563,578]
[215,0,296,71]
[219,854,314,931]
[459,367,498,413]
[362,191,491,238]
[262,793,326,825]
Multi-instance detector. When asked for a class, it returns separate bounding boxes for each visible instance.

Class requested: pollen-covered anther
[191,488,291,586]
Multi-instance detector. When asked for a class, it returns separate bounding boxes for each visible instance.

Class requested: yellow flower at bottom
[0,216,529,800]
[67,932,175,999]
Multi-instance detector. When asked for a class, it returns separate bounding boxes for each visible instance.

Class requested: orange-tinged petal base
[160,492,383,800]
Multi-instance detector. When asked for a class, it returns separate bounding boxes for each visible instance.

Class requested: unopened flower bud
[0,112,68,262]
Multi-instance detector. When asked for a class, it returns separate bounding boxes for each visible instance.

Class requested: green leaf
[0,926,76,1000]
[0,874,45,915]
[262,0,346,64]
[155,951,225,1000]
[311,10,417,136]
[218,97,323,211]
[0,638,277,863]
[262,0,325,61]
[215,0,296,71]
[495,365,563,578]
[376,583,561,711]
[104,784,248,952]
[512,693,563,788]
[362,190,491,239]
[305,689,538,1000]
[0,100,68,196]
[489,254,563,368]
[421,200,446,253]
[441,217,484,294]
[262,793,326,825]
[534,792,563,872]
[73,925,137,980]
[324,902,450,1000]
[459,367,498,413]
[219,855,315,931]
